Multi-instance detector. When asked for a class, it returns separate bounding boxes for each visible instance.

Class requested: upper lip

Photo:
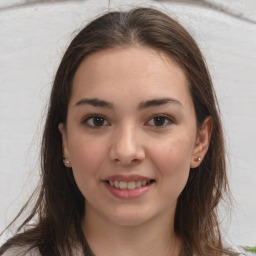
[103,174,153,182]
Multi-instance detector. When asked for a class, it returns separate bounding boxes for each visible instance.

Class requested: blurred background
[0,0,255,250]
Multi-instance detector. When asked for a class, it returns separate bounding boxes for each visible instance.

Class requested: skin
[59,47,212,256]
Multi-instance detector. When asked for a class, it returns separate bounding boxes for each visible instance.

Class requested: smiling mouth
[105,180,155,190]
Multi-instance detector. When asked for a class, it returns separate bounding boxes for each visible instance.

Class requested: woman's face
[59,47,209,227]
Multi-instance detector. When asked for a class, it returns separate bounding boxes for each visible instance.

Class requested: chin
[104,206,157,227]
[110,216,151,227]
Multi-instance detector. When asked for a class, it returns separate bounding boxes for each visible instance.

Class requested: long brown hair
[1,7,238,256]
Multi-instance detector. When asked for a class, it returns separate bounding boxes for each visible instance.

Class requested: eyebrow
[75,97,182,110]
[138,98,182,110]
[75,98,114,109]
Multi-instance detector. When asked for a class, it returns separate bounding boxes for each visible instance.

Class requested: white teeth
[127,181,136,190]
[119,181,127,189]
[135,181,142,188]
[114,180,120,188]
[108,180,151,190]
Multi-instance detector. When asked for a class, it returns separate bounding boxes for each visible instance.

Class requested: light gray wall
[0,0,255,247]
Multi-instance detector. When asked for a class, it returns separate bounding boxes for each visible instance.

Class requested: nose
[109,125,145,166]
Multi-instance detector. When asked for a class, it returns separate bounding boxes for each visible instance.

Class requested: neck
[82,206,182,256]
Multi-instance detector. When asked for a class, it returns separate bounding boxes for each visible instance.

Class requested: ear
[58,123,72,167]
[190,116,213,168]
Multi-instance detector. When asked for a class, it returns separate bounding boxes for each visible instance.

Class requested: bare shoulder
[1,246,40,256]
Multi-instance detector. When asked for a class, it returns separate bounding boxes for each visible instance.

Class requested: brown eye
[147,115,173,127]
[83,115,109,128]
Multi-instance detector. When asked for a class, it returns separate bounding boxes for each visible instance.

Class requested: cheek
[68,137,108,185]
[149,134,194,189]
[151,133,194,168]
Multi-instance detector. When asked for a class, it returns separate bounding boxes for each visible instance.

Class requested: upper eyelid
[146,114,175,126]
[147,113,175,121]
[82,114,108,121]
[82,114,110,126]
[148,113,172,119]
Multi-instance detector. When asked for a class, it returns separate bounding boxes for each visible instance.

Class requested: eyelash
[147,114,175,127]
[82,114,109,129]
[82,114,175,129]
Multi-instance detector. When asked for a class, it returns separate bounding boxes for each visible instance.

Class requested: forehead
[71,47,191,107]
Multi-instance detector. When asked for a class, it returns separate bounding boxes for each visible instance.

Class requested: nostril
[113,157,141,166]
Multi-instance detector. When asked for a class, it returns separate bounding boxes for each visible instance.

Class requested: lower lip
[104,181,153,199]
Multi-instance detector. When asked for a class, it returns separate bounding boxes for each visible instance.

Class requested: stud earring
[195,156,201,162]
[63,159,72,167]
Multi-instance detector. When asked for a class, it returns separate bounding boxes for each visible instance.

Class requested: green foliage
[246,246,256,252]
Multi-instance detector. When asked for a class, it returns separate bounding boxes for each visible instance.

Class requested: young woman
[0,7,241,256]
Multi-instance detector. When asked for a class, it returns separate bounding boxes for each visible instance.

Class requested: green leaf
[246,246,256,252]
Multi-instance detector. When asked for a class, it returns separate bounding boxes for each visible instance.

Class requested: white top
[1,246,40,256]
[1,245,84,256]
[2,245,248,256]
